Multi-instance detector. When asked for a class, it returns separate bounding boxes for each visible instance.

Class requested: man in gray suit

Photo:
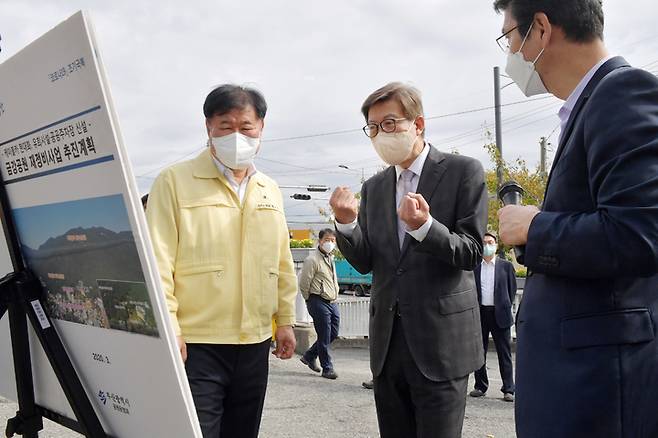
[330,82,488,438]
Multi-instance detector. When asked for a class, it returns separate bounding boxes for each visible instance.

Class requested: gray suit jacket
[336,145,488,381]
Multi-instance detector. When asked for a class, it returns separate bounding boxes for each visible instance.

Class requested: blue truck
[335,258,372,296]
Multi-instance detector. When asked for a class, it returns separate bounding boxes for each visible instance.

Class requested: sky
[2,0,658,225]
[12,194,131,249]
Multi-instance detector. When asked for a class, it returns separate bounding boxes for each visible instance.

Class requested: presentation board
[0,11,202,437]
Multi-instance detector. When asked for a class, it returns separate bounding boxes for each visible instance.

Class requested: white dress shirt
[212,155,257,204]
[336,143,433,242]
[558,56,613,144]
[480,256,496,306]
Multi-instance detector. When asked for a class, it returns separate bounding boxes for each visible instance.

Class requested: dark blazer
[336,145,488,381]
[474,258,517,328]
[515,57,658,438]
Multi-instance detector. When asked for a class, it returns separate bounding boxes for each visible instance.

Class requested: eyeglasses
[362,118,412,138]
[496,25,519,53]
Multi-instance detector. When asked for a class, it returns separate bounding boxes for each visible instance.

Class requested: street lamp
[338,164,364,181]
[279,184,330,192]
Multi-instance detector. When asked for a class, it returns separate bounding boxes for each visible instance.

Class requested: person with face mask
[492,1,658,437]
[329,82,488,438]
[469,232,517,402]
[298,229,341,379]
[146,84,297,438]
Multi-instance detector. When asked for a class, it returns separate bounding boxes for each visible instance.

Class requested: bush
[289,239,314,248]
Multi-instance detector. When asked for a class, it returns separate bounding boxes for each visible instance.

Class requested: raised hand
[329,186,359,224]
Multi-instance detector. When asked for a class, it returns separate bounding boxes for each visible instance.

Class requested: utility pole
[540,136,547,177]
[494,67,504,187]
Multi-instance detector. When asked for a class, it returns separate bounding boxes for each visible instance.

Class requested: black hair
[484,232,498,243]
[493,0,604,42]
[319,228,336,240]
[203,84,267,119]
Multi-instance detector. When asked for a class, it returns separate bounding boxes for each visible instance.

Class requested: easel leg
[2,278,42,438]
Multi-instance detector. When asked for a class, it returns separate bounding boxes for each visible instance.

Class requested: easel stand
[0,179,108,437]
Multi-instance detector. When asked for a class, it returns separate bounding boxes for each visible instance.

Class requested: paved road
[1,348,515,438]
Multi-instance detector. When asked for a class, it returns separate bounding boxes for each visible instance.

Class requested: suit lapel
[544,57,630,198]
[399,144,447,258]
[416,144,447,204]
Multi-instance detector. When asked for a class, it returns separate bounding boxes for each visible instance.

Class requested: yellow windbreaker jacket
[146,149,297,344]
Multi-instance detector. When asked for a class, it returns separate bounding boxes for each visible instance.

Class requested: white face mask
[505,23,549,97]
[210,132,260,170]
[321,241,336,254]
[371,120,419,165]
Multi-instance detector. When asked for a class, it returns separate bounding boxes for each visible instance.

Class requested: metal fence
[336,297,369,338]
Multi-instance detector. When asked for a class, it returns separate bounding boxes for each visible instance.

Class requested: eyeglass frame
[496,25,519,53]
[362,117,416,138]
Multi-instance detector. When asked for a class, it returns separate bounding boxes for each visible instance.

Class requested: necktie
[397,169,415,247]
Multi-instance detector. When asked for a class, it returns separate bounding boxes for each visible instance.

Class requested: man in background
[469,232,516,402]
[299,228,341,380]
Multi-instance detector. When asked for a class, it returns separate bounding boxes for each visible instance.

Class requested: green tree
[483,131,547,270]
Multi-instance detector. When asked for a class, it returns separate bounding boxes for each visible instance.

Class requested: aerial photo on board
[11,194,159,337]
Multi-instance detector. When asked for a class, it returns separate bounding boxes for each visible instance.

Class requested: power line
[135,96,554,178]
[546,122,561,143]
[267,101,562,176]
[424,96,552,121]
[435,101,560,145]
[257,157,357,175]
[263,96,553,143]
[139,147,206,176]
[437,110,559,153]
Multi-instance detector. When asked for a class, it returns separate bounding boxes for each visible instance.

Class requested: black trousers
[374,317,468,438]
[185,340,271,438]
[474,306,515,394]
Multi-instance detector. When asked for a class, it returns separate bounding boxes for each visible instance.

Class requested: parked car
[335,259,372,296]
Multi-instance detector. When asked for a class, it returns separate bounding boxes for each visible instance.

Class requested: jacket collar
[191,148,268,189]
[545,56,630,195]
[191,148,221,179]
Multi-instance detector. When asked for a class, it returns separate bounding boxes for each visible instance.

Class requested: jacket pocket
[176,263,225,276]
[173,263,227,322]
[261,265,280,315]
[438,288,477,315]
[180,195,233,209]
[561,308,655,349]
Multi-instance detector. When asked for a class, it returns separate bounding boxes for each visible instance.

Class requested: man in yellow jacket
[146,84,297,438]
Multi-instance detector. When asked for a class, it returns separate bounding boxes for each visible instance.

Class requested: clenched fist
[497,204,540,246]
[398,193,430,231]
[329,186,359,224]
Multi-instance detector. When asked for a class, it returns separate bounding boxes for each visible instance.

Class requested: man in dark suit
[330,82,488,438]
[469,232,517,402]
[493,1,658,437]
